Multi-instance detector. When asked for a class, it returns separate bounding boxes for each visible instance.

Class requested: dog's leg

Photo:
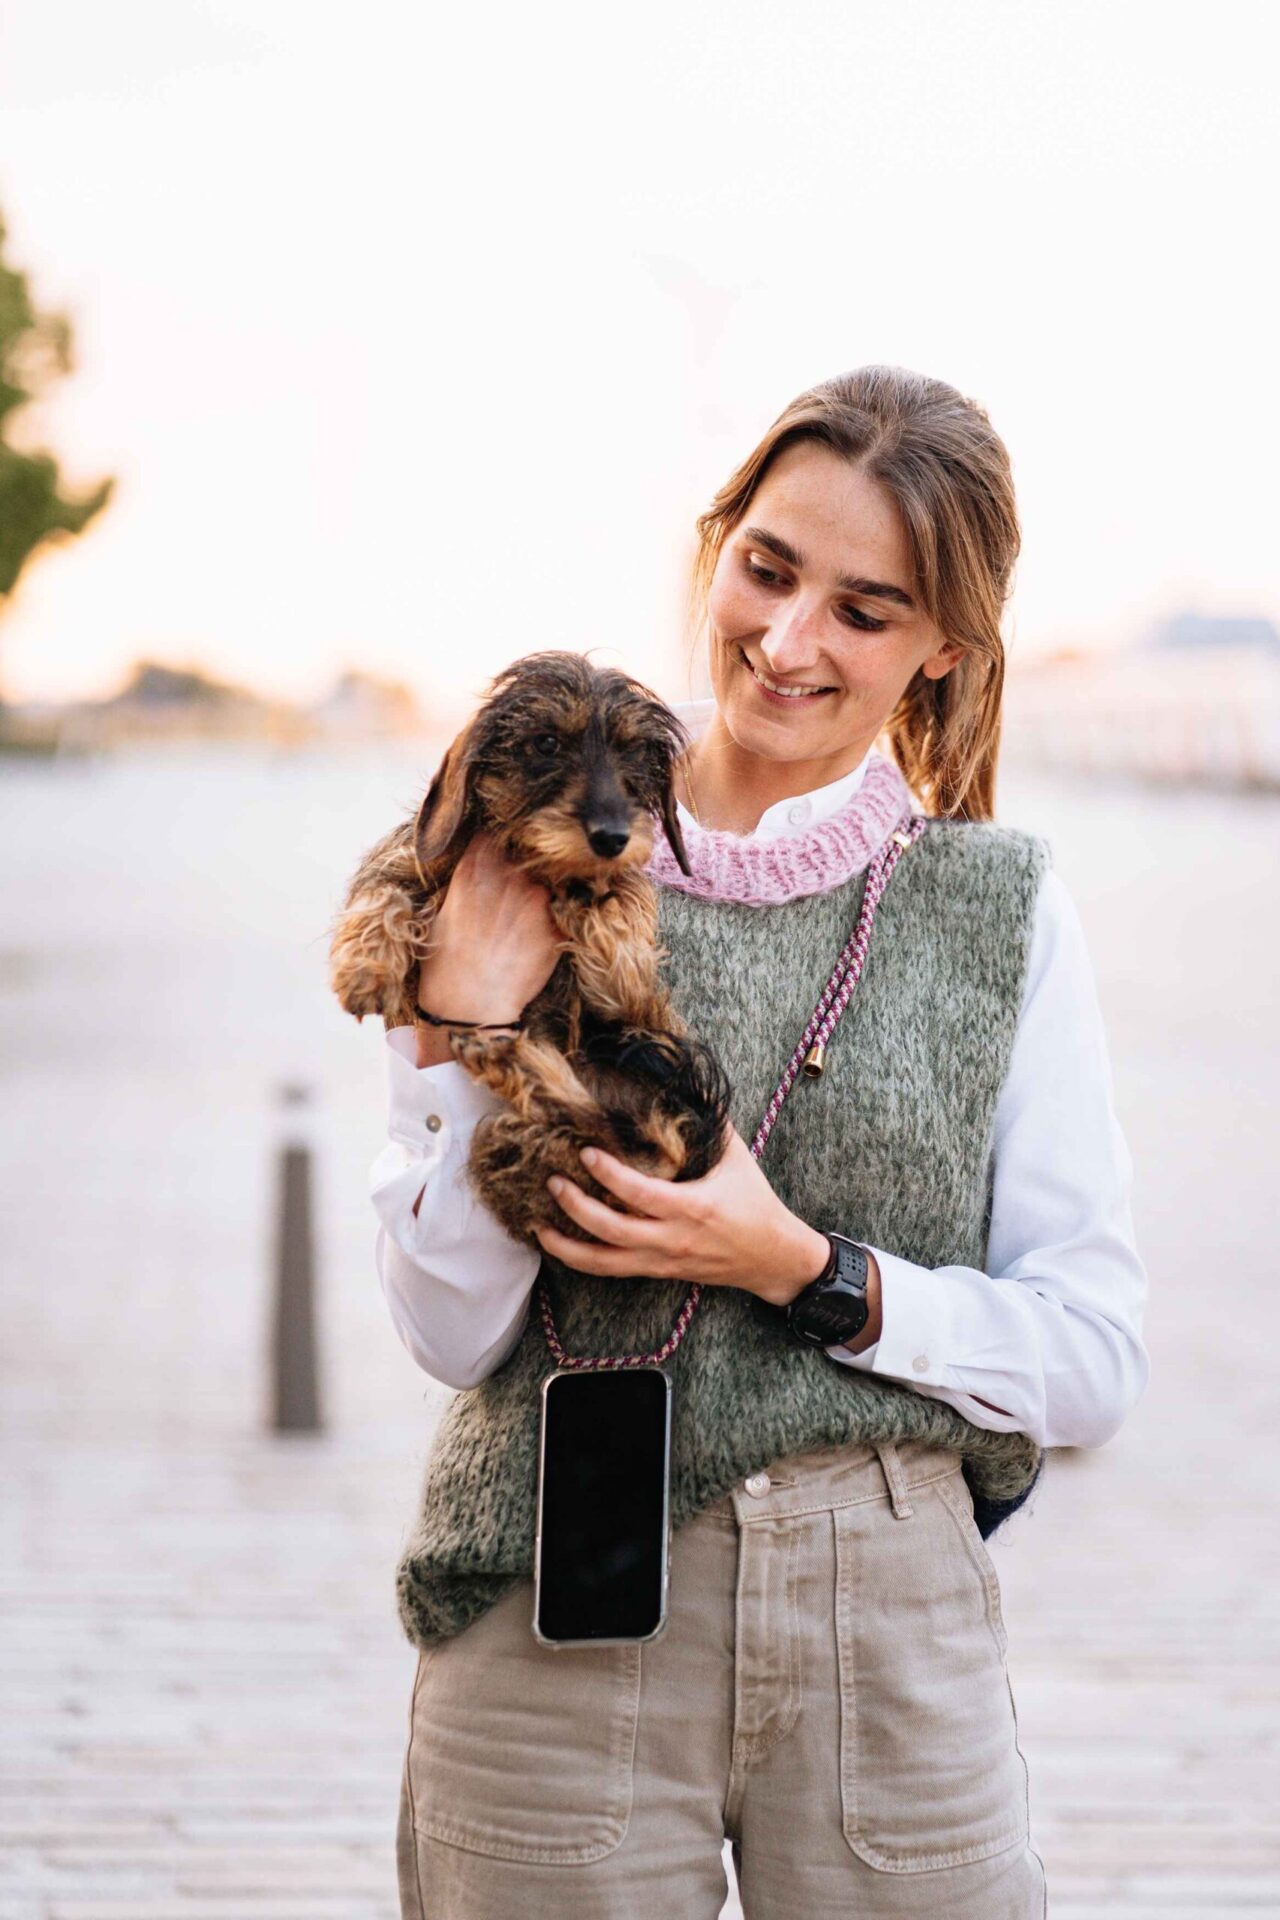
[457,1025,730,1245]
[329,818,436,1029]
[552,872,679,1032]
[468,1107,689,1246]
[329,881,429,1030]
[448,1031,600,1124]
[448,1032,634,1243]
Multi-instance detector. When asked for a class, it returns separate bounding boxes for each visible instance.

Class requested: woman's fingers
[577,1146,684,1216]
[532,1220,662,1276]
[545,1173,661,1246]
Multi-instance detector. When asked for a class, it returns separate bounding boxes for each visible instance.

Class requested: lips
[739,646,837,699]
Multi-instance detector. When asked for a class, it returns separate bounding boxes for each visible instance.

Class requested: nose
[760,597,825,674]
[586,823,630,859]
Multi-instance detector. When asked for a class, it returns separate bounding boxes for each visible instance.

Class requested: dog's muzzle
[585,820,631,860]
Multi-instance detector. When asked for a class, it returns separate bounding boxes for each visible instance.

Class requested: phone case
[532,1364,674,1649]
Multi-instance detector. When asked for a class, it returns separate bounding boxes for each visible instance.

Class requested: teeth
[747,657,833,698]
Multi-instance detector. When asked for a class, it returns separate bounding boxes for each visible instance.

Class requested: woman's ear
[920,638,967,681]
[412,718,481,890]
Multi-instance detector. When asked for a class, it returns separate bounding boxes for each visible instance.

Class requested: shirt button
[425,1114,443,1133]
[912,1353,930,1373]
[786,798,812,826]
[744,1471,772,1497]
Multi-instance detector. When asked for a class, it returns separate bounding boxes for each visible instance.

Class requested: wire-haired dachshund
[328,650,731,1246]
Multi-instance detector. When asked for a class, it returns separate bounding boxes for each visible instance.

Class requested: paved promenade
[1,746,1275,1917]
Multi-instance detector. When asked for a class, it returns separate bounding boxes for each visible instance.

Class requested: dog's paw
[329,972,383,1021]
[328,886,427,1024]
[448,1027,523,1086]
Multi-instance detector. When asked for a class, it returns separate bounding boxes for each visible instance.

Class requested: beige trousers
[396,1435,1047,1917]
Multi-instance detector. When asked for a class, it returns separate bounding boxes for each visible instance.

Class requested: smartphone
[533,1365,672,1648]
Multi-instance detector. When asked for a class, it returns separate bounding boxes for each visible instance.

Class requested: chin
[722,700,803,760]
[714,649,844,758]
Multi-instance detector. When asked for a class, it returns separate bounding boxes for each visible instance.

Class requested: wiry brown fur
[328,651,731,1250]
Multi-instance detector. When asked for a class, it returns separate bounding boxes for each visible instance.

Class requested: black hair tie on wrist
[414,1005,525,1032]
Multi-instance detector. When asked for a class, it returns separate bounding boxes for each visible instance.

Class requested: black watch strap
[785,1233,871,1348]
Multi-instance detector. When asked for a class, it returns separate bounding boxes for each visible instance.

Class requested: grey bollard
[271,1081,323,1433]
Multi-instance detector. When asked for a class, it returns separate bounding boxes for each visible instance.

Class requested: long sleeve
[370,1028,539,1389]
[827,866,1151,1451]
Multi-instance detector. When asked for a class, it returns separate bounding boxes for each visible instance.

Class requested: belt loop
[873,1440,915,1519]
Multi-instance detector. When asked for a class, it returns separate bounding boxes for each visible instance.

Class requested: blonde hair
[686,365,1020,821]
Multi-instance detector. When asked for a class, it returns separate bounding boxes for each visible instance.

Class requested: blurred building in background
[1005,610,1280,791]
[0,660,427,755]
[307,668,424,745]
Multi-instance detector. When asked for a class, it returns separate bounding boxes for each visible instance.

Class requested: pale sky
[1,0,1276,714]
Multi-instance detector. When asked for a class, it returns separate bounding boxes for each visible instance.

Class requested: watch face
[795,1289,869,1343]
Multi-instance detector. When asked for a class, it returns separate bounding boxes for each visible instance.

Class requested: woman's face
[705,440,963,766]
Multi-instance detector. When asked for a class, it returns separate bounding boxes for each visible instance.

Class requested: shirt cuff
[825,1245,955,1387]
[384,1023,507,1146]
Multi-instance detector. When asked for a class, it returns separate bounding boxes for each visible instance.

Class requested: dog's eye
[528,732,560,757]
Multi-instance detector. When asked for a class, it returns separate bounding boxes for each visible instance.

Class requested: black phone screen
[535,1366,671,1644]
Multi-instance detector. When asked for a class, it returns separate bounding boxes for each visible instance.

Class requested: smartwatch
[785,1233,872,1348]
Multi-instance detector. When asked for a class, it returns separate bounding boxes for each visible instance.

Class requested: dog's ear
[412,719,481,890]
[658,779,693,877]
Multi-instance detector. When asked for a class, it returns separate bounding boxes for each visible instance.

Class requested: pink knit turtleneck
[645,748,918,906]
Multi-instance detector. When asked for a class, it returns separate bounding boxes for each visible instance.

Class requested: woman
[372,365,1150,1918]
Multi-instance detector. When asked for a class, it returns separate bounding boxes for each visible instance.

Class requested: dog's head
[413,651,693,890]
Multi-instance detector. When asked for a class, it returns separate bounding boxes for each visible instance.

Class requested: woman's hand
[533,1123,833,1308]
[415,835,565,1065]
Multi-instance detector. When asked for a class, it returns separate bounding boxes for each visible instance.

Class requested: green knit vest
[394,819,1051,1648]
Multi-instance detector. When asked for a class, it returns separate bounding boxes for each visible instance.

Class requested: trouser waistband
[696,1436,966,1527]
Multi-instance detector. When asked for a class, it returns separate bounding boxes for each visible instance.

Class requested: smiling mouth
[739,646,837,699]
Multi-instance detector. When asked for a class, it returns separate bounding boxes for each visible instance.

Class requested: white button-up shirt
[369,724,1150,1451]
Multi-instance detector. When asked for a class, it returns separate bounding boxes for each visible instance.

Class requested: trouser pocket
[834,1471,1030,1873]
[405,1580,642,1864]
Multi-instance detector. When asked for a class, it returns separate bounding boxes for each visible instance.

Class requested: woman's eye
[840,606,888,633]
[747,554,886,633]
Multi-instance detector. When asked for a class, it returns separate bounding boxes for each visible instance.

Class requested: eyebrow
[741,526,916,610]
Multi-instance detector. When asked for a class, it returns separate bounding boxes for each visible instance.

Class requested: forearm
[827,1240,1148,1446]
[376,1223,535,1390]
[375,1028,539,1388]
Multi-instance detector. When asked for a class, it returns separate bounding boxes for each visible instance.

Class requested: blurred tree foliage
[0,210,115,614]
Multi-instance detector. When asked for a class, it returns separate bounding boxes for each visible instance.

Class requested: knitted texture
[394,817,1053,1648]
[647,746,914,904]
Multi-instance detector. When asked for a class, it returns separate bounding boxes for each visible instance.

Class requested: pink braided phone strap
[537,811,930,1370]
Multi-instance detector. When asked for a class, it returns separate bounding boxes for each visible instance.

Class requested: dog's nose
[587,824,630,859]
